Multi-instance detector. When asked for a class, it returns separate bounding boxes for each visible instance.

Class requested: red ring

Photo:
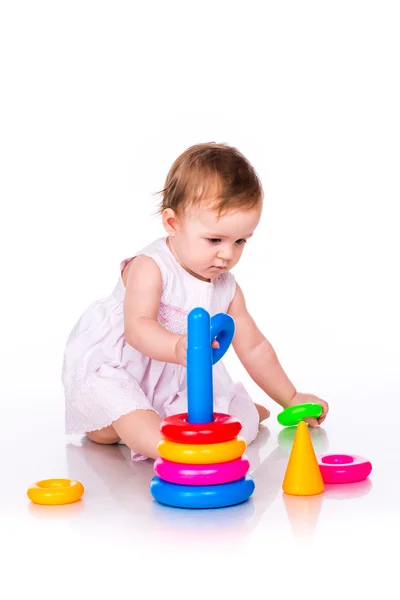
[160,412,242,444]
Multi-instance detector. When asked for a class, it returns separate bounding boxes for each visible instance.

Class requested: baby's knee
[86,426,120,445]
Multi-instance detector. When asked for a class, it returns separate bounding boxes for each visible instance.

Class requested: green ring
[277,403,323,426]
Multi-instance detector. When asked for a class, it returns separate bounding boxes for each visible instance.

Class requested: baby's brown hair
[156,142,263,216]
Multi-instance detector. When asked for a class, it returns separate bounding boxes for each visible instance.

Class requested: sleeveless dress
[62,237,259,460]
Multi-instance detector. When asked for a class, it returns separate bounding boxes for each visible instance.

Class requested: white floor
[3,332,399,597]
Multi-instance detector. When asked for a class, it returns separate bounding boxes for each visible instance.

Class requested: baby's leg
[112,409,162,460]
[86,425,120,444]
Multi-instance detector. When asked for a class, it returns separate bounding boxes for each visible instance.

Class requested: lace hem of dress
[65,406,158,435]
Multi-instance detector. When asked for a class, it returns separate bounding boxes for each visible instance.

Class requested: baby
[62,142,328,460]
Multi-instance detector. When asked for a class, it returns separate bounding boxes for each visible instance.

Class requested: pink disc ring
[160,412,242,444]
[154,456,250,485]
[317,453,372,484]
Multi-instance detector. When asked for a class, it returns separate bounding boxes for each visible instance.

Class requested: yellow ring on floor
[27,478,84,505]
[157,436,247,464]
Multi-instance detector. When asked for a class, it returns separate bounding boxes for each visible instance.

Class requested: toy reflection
[28,418,371,549]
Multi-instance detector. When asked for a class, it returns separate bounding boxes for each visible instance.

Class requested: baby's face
[166,203,262,281]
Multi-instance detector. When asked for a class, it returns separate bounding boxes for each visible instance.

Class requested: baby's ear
[162,208,179,236]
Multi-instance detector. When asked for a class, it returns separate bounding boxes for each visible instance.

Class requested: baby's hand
[289,392,329,427]
[174,335,220,367]
[174,335,187,367]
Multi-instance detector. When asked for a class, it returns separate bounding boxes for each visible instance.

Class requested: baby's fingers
[317,403,328,425]
[211,339,220,348]
[305,417,319,428]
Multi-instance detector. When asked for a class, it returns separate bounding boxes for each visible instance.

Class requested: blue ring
[210,313,235,364]
[150,475,255,509]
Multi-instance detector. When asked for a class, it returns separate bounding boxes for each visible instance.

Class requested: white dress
[62,237,259,459]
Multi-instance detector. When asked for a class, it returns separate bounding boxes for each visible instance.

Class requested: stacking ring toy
[157,437,246,464]
[27,478,84,505]
[154,456,250,485]
[150,475,255,509]
[187,310,235,423]
[277,403,323,426]
[160,412,242,444]
[317,454,372,484]
[150,308,256,510]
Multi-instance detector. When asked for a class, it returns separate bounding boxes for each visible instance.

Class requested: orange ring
[27,478,84,505]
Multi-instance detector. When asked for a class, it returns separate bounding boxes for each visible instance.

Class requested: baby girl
[62,142,329,460]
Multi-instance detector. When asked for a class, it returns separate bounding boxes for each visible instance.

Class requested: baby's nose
[217,247,233,261]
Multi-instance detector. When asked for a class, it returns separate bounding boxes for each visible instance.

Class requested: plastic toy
[154,456,250,486]
[150,307,255,509]
[160,412,242,444]
[186,309,235,423]
[157,436,246,464]
[27,478,84,505]
[282,421,324,496]
[317,454,372,484]
[150,475,255,509]
[277,403,323,426]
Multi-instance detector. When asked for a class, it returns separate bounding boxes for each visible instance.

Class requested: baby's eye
[207,238,221,244]
[235,239,247,245]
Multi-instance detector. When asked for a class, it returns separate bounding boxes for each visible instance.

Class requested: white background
[1,1,399,598]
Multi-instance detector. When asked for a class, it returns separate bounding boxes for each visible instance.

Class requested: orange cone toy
[282,421,324,496]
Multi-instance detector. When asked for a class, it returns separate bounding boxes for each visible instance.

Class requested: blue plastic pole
[187,307,214,423]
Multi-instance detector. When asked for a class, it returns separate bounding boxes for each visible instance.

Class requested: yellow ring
[27,478,84,505]
[157,436,246,464]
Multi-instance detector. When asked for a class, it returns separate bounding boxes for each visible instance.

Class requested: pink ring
[317,453,372,484]
[154,456,250,486]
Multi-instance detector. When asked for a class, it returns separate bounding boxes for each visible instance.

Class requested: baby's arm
[123,256,183,364]
[228,283,297,408]
[228,283,328,425]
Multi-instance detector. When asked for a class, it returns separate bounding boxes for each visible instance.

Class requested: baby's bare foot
[255,403,270,422]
